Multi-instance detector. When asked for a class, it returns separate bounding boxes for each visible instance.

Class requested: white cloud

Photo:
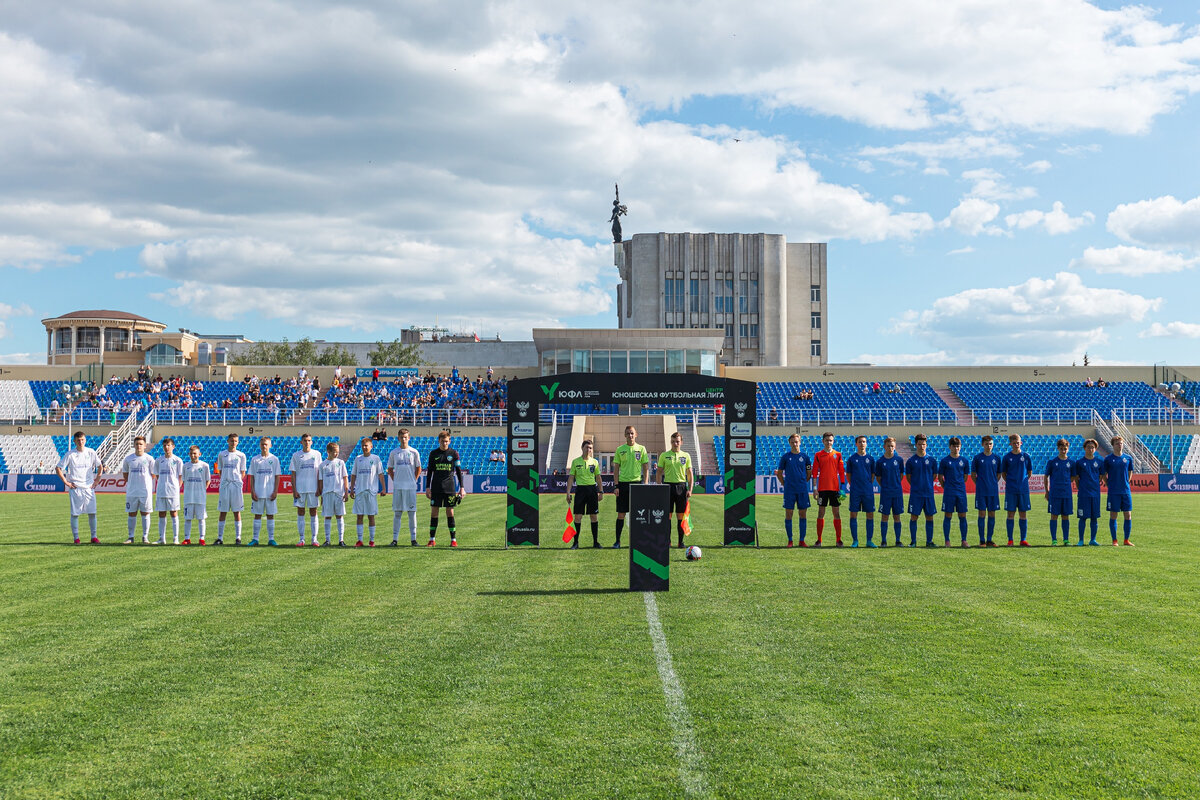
[923,165,949,176]
[888,272,1161,363]
[1141,321,1200,338]
[0,352,40,364]
[947,246,975,255]
[1069,245,1196,276]
[859,135,1021,171]
[1107,194,1200,248]
[0,302,33,340]
[892,194,911,206]
[851,350,954,366]
[944,198,1003,236]
[1005,201,1094,234]
[1024,160,1052,173]
[962,168,1037,202]
[1057,143,1102,157]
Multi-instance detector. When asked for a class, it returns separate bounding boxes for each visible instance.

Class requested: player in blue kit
[937,437,970,547]
[1074,438,1103,545]
[1044,438,1076,546]
[845,436,876,548]
[874,437,905,546]
[906,434,938,547]
[1001,434,1034,546]
[774,433,812,547]
[971,435,1002,546]
[1103,436,1135,546]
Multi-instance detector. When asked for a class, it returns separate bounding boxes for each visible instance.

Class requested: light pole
[1159,382,1181,471]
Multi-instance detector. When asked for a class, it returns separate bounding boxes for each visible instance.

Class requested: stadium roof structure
[41,310,165,326]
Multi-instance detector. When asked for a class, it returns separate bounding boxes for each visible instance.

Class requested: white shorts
[184,503,207,520]
[353,492,379,516]
[218,483,244,512]
[251,497,278,516]
[392,488,418,513]
[157,494,180,512]
[322,492,345,517]
[125,496,154,514]
[293,492,318,510]
[69,487,97,516]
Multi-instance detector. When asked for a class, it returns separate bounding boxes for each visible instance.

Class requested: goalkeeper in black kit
[425,430,465,547]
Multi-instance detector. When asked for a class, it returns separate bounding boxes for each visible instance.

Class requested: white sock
[70,516,79,539]
[158,517,166,540]
[357,523,363,542]
[88,515,97,536]
[408,511,417,540]
[198,520,206,540]
[253,518,262,540]
[369,525,375,543]
[337,518,345,541]
[393,513,400,541]
[297,515,306,544]
[172,516,179,542]
[267,518,275,540]
[235,520,242,540]
[324,517,331,543]
[127,516,136,540]
[142,515,151,539]
[184,519,192,539]
[217,520,225,541]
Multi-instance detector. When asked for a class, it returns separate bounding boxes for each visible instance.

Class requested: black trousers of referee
[571,485,600,548]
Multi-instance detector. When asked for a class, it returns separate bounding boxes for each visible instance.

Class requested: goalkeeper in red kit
[811,432,847,546]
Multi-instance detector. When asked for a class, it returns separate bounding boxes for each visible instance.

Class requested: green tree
[231,339,295,365]
[316,343,358,366]
[290,337,319,365]
[367,339,423,367]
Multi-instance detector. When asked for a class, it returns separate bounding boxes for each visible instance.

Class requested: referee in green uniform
[612,425,649,548]
[566,440,603,549]
[656,431,694,549]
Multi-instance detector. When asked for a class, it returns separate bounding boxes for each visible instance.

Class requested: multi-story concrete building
[616,232,828,366]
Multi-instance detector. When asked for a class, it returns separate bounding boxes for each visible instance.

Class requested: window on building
[104,328,129,352]
[55,328,72,354]
[75,327,100,354]
[572,349,591,373]
[811,284,821,302]
[724,323,734,339]
[811,339,822,357]
[739,323,760,340]
[541,349,555,376]
[667,349,685,373]
[811,312,821,329]
[737,277,760,314]
[145,343,185,366]
[610,350,628,373]
[664,277,685,314]
[715,278,733,313]
[629,350,647,373]
[647,350,666,374]
[592,350,609,373]
[685,349,702,374]
[688,277,709,314]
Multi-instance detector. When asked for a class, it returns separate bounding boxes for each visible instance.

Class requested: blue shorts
[783,489,810,511]
[1005,491,1031,512]
[848,492,875,513]
[908,496,936,516]
[879,493,903,516]
[975,494,999,512]
[1047,496,1073,516]
[941,493,968,514]
[1106,493,1133,513]
[1076,495,1101,519]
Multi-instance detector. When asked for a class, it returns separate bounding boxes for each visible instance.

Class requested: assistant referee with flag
[565,440,603,549]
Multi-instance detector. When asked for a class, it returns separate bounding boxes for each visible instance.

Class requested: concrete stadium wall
[724,364,1200,386]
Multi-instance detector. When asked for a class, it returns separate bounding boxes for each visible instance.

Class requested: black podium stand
[629,484,671,591]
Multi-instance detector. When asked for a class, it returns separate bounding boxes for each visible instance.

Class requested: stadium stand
[144,436,339,467]
[50,435,108,457]
[713,435,889,477]
[755,382,955,423]
[339,436,508,476]
[1140,434,1197,473]
[0,380,40,421]
[0,435,64,474]
[948,381,1196,423]
[319,374,507,413]
[913,434,1090,466]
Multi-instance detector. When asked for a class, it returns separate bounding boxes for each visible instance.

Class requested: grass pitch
[1,492,1198,799]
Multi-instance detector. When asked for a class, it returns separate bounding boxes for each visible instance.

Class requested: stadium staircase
[894,438,915,461]
[676,422,701,475]
[547,417,575,473]
[1108,412,1161,473]
[699,439,717,475]
[1182,437,1200,473]
[933,387,974,426]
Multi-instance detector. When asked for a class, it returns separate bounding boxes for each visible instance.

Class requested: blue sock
[959,516,968,542]
[1050,519,1058,541]
[925,519,934,544]
[1109,518,1118,540]
[866,517,874,544]
[849,517,858,545]
[1124,518,1132,540]
[1062,518,1071,541]
[785,518,793,542]
[1090,518,1098,541]
[909,518,917,545]
[799,518,807,543]
[942,516,951,540]
[987,516,995,542]
[880,519,888,543]
[1019,518,1027,542]
[1006,518,1014,541]
[977,516,985,544]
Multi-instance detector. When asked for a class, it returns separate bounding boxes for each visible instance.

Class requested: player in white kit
[318,441,349,546]
[56,430,102,543]
[350,437,386,546]
[290,433,322,546]
[122,436,156,544]
[248,437,282,546]
[215,433,247,545]
[387,428,422,546]
[153,437,184,544]
[181,446,211,545]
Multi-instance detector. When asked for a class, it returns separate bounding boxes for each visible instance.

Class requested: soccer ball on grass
[685,545,702,561]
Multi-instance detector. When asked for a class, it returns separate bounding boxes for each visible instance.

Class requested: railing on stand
[1109,411,1161,473]
[545,410,558,474]
[133,410,156,448]
[691,411,703,475]
[96,411,138,472]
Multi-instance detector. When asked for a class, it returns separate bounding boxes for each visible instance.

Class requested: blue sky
[2,1,1200,365]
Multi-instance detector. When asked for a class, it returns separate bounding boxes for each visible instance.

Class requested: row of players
[775,432,1137,548]
[54,430,465,547]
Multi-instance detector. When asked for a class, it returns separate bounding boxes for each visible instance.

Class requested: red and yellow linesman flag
[681,500,691,536]
[562,506,577,542]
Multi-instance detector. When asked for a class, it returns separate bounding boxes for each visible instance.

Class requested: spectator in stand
[769,408,779,423]
[873,381,881,394]
[1085,376,1095,388]
[372,367,380,382]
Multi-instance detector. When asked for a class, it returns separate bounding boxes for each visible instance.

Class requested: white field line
[643,591,709,798]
